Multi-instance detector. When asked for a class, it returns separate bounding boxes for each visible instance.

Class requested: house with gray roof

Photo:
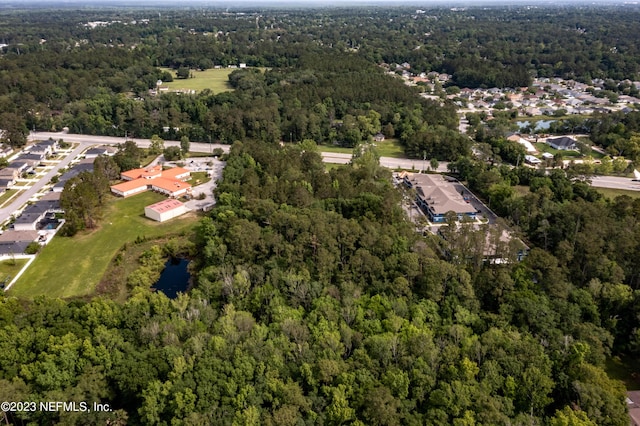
[547,136,577,151]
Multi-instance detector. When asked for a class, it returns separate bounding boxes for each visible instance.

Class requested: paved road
[29,131,640,193]
[320,152,451,172]
[29,131,231,154]
[591,175,640,191]
[0,144,86,224]
[33,132,451,171]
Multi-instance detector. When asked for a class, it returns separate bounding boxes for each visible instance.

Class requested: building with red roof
[110,166,191,198]
[144,199,190,222]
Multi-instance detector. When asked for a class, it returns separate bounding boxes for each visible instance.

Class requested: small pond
[152,258,190,299]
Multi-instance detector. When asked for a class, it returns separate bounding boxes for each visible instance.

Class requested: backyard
[0,258,29,289]
[9,191,199,299]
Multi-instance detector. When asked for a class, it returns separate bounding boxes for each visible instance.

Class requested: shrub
[25,242,41,254]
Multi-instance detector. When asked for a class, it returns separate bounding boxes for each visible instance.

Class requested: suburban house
[0,230,39,255]
[7,161,30,174]
[16,153,45,167]
[373,133,386,142]
[53,158,95,192]
[403,172,477,223]
[0,167,20,180]
[84,146,116,159]
[28,139,58,157]
[13,194,63,231]
[547,136,577,150]
[145,199,190,222]
[110,165,191,198]
[0,177,15,190]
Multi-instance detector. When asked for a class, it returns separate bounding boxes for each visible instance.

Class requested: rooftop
[408,173,476,216]
[121,165,163,180]
[146,199,186,214]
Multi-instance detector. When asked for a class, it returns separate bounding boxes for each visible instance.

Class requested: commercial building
[110,166,192,198]
[144,199,190,222]
[402,172,477,223]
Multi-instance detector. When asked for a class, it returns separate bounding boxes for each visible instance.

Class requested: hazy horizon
[0,0,634,7]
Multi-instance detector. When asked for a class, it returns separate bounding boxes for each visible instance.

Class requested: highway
[24,132,640,201]
[591,175,640,191]
[29,131,231,155]
[31,131,451,171]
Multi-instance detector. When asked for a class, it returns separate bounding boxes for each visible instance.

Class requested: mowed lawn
[0,258,29,288]
[10,192,199,299]
[160,67,234,93]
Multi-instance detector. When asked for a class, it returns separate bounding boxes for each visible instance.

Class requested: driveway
[162,157,225,211]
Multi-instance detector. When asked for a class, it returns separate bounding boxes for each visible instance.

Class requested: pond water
[152,258,190,299]
[516,119,556,131]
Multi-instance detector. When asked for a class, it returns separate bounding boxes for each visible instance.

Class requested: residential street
[0,143,86,224]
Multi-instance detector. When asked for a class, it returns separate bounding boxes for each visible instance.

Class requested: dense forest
[0,140,634,424]
[1,4,640,425]
[1,6,640,157]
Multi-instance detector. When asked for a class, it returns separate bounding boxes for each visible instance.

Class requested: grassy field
[160,67,234,94]
[319,139,406,158]
[0,258,29,289]
[596,187,640,199]
[9,192,199,299]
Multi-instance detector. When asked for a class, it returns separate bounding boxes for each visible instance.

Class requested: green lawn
[0,258,29,289]
[319,139,407,158]
[188,172,211,186]
[0,189,21,207]
[9,192,199,299]
[160,67,234,94]
[534,142,581,157]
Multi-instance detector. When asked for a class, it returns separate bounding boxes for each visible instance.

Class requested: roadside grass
[325,163,346,171]
[606,356,640,390]
[0,258,29,288]
[9,191,199,299]
[159,67,233,93]
[596,187,640,199]
[319,139,407,158]
[187,151,220,158]
[0,189,21,208]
